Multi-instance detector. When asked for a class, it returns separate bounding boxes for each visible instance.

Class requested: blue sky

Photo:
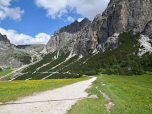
[0,0,109,45]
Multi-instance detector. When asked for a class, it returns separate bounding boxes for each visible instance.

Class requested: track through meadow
[0,77,96,114]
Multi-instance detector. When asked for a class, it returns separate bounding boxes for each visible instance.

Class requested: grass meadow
[68,73,152,114]
[0,76,91,103]
[0,70,13,78]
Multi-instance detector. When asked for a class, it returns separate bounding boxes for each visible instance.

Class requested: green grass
[22,52,57,73]
[100,74,152,114]
[38,52,70,72]
[0,70,13,78]
[68,74,152,114]
[67,75,108,114]
[50,55,79,72]
[0,76,91,103]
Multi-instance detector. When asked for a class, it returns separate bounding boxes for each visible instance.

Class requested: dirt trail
[0,77,97,114]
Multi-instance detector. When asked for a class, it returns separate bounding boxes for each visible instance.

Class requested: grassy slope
[50,55,79,72]
[22,52,57,73]
[0,76,91,103]
[38,52,70,72]
[68,74,152,114]
[0,70,13,78]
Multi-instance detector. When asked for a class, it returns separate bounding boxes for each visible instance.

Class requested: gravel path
[0,77,97,114]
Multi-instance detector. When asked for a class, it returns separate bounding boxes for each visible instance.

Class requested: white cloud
[0,0,24,21]
[0,28,50,45]
[67,16,74,22]
[35,0,110,20]
[77,18,83,22]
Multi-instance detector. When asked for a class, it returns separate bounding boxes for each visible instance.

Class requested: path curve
[0,77,97,114]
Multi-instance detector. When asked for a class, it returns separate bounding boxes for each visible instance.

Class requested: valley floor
[0,77,96,114]
[68,74,152,114]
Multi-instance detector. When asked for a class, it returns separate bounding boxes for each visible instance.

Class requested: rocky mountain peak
[54,17,91,35]
[0,33,10,43]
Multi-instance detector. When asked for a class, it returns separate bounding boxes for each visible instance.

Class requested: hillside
[0,34,45,69]
[16,44,45,53]
[4,0,152,80]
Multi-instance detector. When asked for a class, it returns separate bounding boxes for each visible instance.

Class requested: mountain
[0,34,44,68]
[46,17,91,54]
[16,44,45,53]
[46,0,152,56]
[5,0,152,81]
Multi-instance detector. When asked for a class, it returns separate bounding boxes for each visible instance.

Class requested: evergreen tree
[132,63,139,74]
[126,56,131,67]
[113,55,117,65]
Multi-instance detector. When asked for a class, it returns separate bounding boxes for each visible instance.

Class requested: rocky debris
[138,35,152,56]
[88,95,98,99]
[97,33,119,52]
[40,47,47,54]
[102,84,106,86]
[96,86,114,114]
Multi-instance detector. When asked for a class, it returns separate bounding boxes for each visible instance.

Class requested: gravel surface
[0,77,96,114]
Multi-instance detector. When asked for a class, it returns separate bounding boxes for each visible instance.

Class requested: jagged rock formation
[0,33,16,50]
[55,17,91,34]
[0,33,10,43]
[0,34,32,68]
[46,0,152,56]
[46,18,91,54]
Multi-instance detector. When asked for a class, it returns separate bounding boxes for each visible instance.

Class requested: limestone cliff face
[46,0,152,55]
[46,18,91,53]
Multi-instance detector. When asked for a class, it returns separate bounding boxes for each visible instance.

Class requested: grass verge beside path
[67,75,108,114]
[68,74,152,114]
[0,76,91,103]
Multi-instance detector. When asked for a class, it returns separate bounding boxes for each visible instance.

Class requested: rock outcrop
[46,18,91,54]
[55,17,91,34]
[46,0,152,56]
[0,33,32,68]
[0,33,10,43]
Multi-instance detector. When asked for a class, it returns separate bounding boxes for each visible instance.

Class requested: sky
[0,0,110,45]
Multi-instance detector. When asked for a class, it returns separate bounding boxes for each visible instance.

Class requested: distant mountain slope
[16,44,44,53]
[0,34,44,68]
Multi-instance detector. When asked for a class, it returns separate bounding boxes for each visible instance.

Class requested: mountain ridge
[46,0,152,56]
